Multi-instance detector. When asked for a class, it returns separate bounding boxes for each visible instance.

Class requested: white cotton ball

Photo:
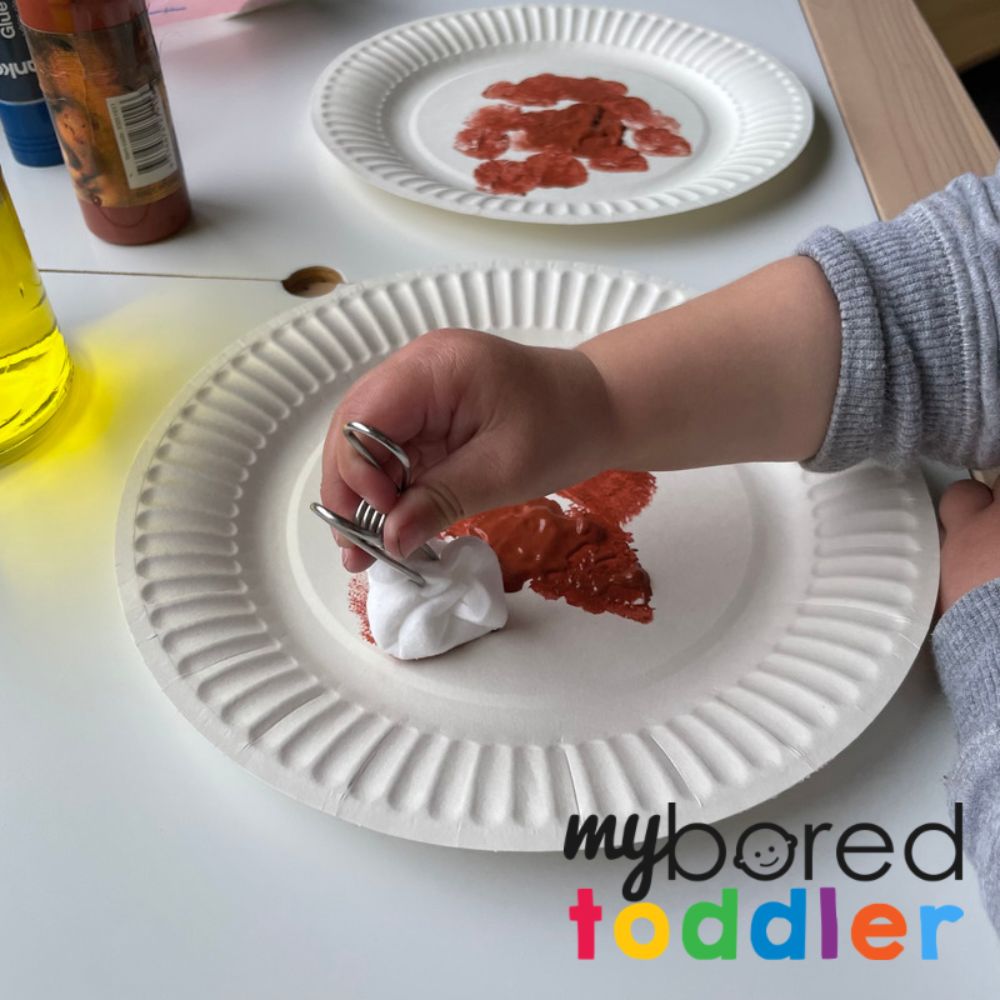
[366,536,508,660]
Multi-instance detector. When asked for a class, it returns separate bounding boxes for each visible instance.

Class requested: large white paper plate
[311,5,813,224]
[116,261,938,850]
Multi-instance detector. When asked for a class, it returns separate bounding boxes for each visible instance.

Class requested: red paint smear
[602,97,680,131]
[586,145,648,173]
[558,469,657,527]
[474,150,588,195]
[455,73,691,196]
[483,75,628,105]
[449,470,657,624]
[633,127,692,157]
[348,575,374,644]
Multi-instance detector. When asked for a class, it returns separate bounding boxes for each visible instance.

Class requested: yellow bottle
[0,168,72,456]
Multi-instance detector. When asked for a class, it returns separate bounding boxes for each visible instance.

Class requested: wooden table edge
[800,0,998,219]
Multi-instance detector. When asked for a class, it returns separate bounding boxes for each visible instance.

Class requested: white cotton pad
[366,536,508,660]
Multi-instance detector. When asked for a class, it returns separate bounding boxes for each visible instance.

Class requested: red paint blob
[456,73,692,196]
[455,105,524,158]
[474,150,588,194]
[449,470,657,623]
[483,74,629,105]
[602,97,680,131]
[587,145,648,173]
[633,127,692,157]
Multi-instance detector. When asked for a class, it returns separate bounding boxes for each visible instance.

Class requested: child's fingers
[329,523,375,571]
[320,346,451,517]
[938,478,994,534]
[318,371,424,531]
[315,474,375,571]
[319,347,451,566]
[343,546,375,572]
[334,433,404,516]
[381,439,513,558]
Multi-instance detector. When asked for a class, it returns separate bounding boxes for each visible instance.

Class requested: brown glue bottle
[16,0,191,245]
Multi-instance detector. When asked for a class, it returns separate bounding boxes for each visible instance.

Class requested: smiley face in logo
[734,823,798,880]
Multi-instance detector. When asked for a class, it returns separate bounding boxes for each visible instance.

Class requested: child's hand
[938,478,1000,612]
[320,328,615,571]
[319,257,845,572]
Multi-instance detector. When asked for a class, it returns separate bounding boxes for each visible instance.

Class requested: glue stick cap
[0,98,62,167]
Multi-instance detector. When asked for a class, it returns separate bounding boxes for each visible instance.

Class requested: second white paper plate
[117,261,938,850]
[311,4,813,223]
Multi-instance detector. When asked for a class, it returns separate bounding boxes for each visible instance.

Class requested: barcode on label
[106,83,178,190]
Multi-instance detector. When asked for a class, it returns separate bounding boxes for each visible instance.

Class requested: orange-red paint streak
[348,575,374,644]
[449,470,657,623]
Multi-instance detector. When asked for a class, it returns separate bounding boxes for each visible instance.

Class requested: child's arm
[323,256,844,568]
[323,169,999,566]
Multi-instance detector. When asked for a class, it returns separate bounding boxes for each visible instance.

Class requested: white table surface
[2,1,998,996]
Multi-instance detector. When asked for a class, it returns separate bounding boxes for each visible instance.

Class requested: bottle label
[0,0,43,103]
[23,12,183,209]
[106,83,179,189]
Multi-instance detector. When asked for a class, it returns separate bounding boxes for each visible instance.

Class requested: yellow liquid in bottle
[0,177,73,456]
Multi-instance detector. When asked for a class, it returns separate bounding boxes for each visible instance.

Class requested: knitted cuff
[796,204,971,471]
[933,578,1000,744]
[795,225,883,471]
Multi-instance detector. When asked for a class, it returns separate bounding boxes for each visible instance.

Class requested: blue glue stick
[0,0,61,166]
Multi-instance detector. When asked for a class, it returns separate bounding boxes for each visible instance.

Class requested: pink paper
[148,0,282,28]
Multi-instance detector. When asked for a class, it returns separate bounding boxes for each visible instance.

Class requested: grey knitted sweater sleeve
[797,165,1000,928]
[798,168,1000,471]
[933,580,1000,932]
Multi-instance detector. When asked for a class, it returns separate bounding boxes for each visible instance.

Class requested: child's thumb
[382,449,502,558]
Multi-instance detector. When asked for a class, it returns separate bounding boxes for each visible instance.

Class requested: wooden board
[801,0,998,220]
[917,0,1000,71]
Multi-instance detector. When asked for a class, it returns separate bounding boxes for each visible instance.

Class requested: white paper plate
[311,4,813,223]
[116,261,938,850]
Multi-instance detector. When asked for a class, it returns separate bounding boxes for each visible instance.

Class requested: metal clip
[310,420,438,586]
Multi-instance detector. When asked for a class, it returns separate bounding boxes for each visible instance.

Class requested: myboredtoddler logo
[564,804,965,961]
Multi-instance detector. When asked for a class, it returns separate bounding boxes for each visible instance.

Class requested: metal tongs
[310,421,438,587]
